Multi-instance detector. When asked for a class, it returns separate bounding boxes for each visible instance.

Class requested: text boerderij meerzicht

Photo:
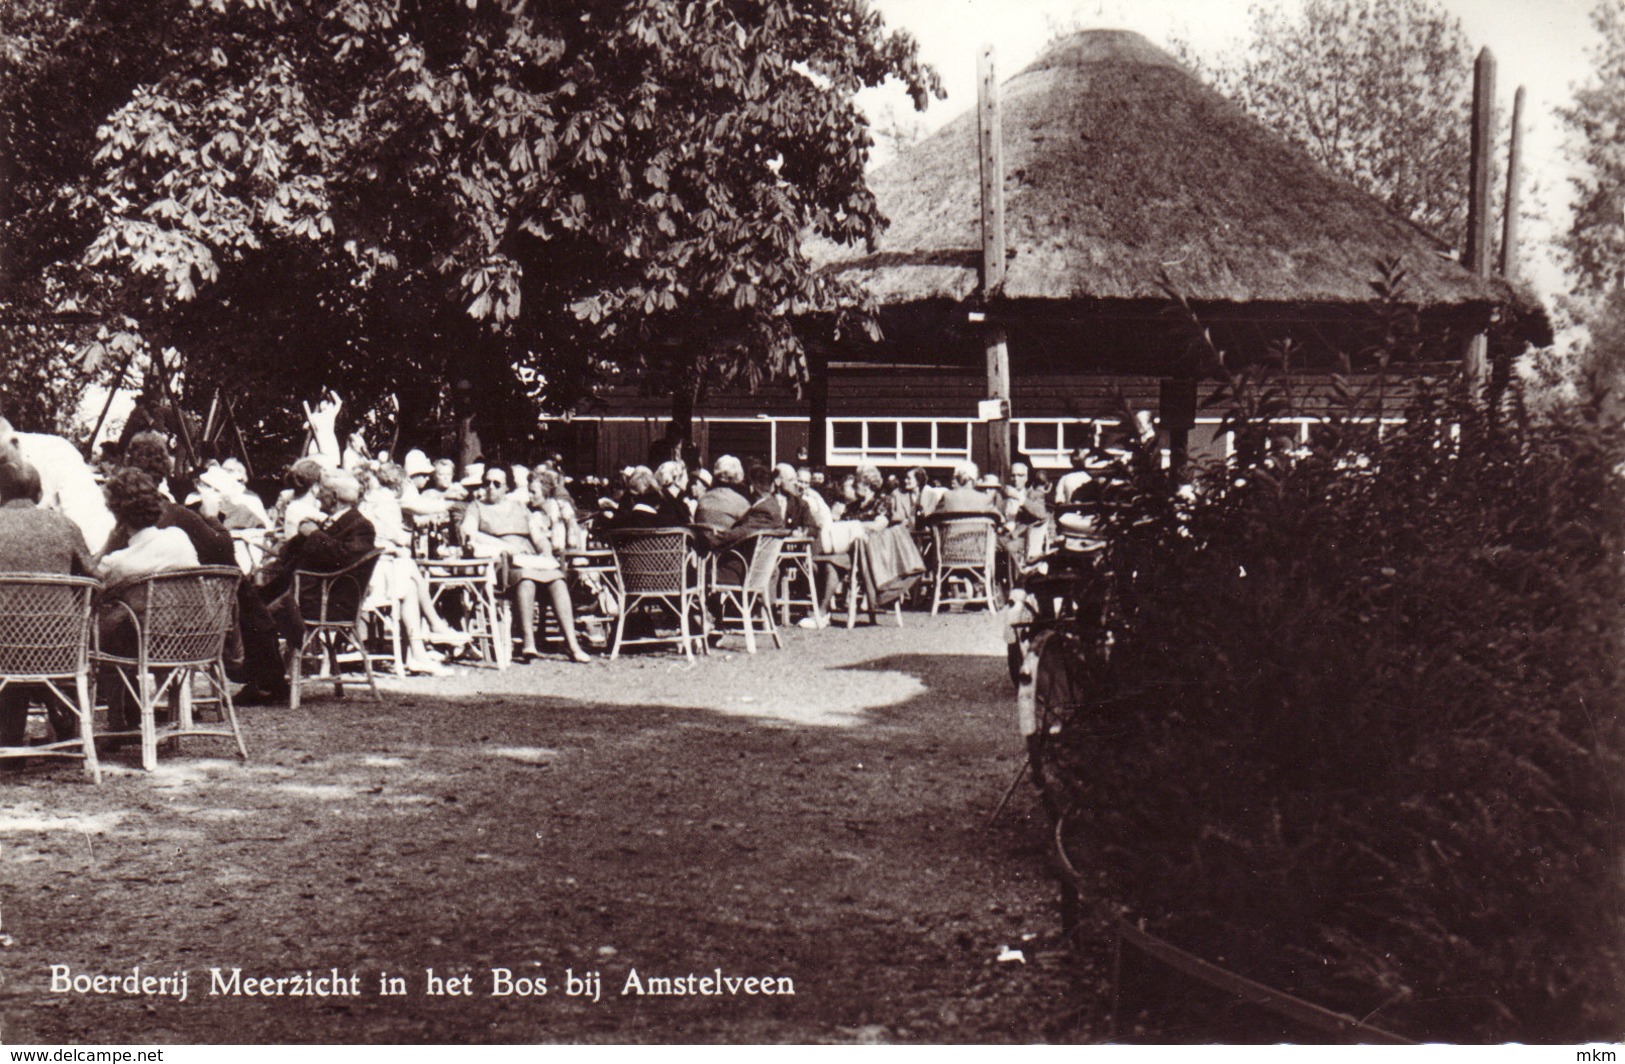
[47,965,796,1003]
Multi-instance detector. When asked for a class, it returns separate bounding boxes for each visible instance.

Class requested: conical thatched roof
[816,30,1507,310]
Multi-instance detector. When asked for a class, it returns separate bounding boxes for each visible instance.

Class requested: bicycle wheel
[1020,626,1096,815]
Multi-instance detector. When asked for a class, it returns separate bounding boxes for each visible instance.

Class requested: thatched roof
[815,30,1509,311]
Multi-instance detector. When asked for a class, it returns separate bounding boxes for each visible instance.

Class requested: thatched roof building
[538,31,1542,477]
[815,29,1513,329]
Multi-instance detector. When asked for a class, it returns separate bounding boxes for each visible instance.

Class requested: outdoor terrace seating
[288,549,385,709]
[925,513,1002,614]
[92,566,249,771]
[710,530,788,654]
[0,574,102,782]
[419,555,511,670]
[605,527,709,662]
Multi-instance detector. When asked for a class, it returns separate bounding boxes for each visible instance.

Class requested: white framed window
[826,418,973,466]
[1015,420,1110,469]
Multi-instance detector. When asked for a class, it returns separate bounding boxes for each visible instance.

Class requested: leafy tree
[1174,0,1474,244]
[1562,0,1625,304]
[1,0,938,462]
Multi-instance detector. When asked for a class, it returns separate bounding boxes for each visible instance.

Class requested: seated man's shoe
[234,684,289,707]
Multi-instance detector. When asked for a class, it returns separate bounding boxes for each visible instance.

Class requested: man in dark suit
[712,464,787,585]
[261,469,376,652]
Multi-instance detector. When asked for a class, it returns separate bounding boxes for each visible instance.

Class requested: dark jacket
[608,490,691,531]
[712,494,786,585]
[713,494,785,551]
[104,500,235,568]
[693,485,749,544]
[262,508,377,621]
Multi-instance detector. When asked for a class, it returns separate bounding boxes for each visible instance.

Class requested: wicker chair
[605,528,708,661]
[288,549,384,709]
[92,566,248,771]
[926,513,1001,614]
[0,574,102,782]
[711,531,788,654]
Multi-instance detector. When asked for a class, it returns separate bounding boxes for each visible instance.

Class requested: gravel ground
[0,610,1097,1044]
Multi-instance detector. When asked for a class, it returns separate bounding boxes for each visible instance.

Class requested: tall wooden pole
[1487,84,1527,405]
[978,46,1006,295]
[1463,47,1496,395]
[978,44,1011,481]
[1499,85,1525,281]
[807,343,829,468]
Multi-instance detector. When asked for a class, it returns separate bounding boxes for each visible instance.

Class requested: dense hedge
[1046,372,1625,1042]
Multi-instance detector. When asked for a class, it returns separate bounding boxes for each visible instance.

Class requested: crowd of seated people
[0,382,1161,767]
[577,447,1142,628]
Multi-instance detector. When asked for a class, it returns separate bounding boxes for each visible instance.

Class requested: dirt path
[1,613,1087,1044]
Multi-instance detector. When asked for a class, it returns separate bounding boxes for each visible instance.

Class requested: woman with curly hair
[96,468,200,731]
[98,468,199,590]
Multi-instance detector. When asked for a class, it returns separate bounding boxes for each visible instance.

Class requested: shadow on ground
[2,627,1088,1044]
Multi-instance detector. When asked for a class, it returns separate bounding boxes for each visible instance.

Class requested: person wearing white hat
[399,449,449,522]
[402,449,434,478]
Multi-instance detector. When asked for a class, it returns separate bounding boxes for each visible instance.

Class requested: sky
[858,0,1602,306]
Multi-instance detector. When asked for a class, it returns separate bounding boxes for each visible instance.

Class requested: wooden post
[978,44,1011,482]
[985,329,1010,475]
[1499,85,1525,281]
[1465,48,1496,276]
[807,343,829,468]
[1159,378,1197,482]
[224,396,254,478]
[978,45,1006,295]
[1487,84,1527,407]
[1462,47,1496,395]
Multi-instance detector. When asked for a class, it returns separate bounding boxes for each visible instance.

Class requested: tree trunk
[668,351,701,462]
